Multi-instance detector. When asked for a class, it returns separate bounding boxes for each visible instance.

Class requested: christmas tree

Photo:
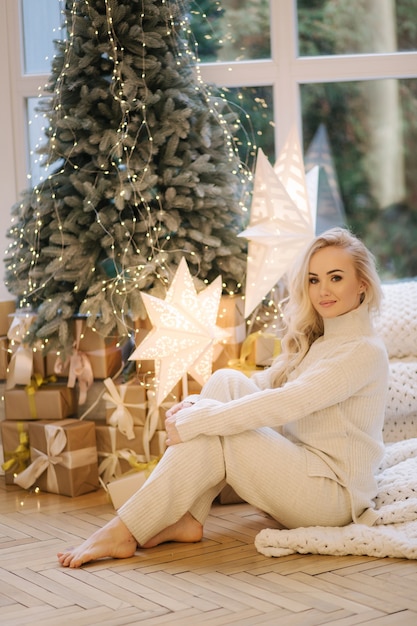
[4,0,249,357]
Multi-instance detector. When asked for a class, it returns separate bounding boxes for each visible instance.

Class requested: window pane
[189,0,271,62]
[301,78,417,279]
[221,85,275,171]
[297,0,417,56]
[27,97,58,185]
[21,0,63,74]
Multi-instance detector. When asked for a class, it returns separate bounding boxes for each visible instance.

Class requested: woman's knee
[201,368,259,402]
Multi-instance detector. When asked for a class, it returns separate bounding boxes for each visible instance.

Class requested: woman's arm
[174,341,387,442]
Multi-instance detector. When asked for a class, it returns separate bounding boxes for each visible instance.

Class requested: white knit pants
[118,369,352,545]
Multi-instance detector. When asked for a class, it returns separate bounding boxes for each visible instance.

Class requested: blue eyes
[309,275,342,285]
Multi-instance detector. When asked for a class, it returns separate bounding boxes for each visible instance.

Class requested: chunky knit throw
[255,438,417,560]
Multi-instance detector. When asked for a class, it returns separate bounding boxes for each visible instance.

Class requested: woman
[58,227,389,568]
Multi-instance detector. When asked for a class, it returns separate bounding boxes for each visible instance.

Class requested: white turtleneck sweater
[176,305,389,524]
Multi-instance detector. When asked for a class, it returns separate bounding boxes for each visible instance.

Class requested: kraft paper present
[95,423,166,483]
[14,419,99,496]
[8,342,46,380]
[0,301,16,336]
[106,466,158,510]
[248,332,281,367]
[4,381,77,421]
[46,322,123,381]
[0,336,8,380]
[104,378,153,434]
[1,420,31,484]
[6,312,45,388]
[213,294,246,371]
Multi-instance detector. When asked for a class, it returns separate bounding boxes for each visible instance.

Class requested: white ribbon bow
[15,423,96,493]
[6,313,37,389]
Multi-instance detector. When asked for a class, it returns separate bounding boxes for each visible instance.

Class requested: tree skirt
[255,438,417,560]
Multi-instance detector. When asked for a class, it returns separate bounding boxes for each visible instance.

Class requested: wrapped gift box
[213,294,246,371]
[106,468,157,510]
[1,420,31,485]
[0,336,8,380]
[0,300,16,336]
[95,423,166,483]
[252,332,281,366]
[8,342,46,380]
[14,419,99,496]
[46,322,123,380]
[104,378,152,430]
[4,382,77,421]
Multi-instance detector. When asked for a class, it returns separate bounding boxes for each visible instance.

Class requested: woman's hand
[165,400,194,418]
[165,415,183,446]
[165,400,194,446]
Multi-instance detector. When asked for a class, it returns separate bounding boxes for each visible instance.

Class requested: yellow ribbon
[1,424,30,476]
[228,331,281,374]
[127,455,160,474]
[24,373,57,419]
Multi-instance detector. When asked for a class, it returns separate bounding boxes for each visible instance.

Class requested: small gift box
[0,420,31,485]
[213,295,246,371]
[249,331,281,367]
[106,467,157,510]
[103,378,153,438]
[4,378,77,421]
[228,331,281,376]
[46,318,123,381]
[95,423,166,484]
[0,336,9,380]
[14,419,99,496]
[0,300,16,336]
[6,311,45,389]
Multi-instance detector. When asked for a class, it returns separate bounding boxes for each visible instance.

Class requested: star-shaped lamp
[129,258,229,405]
[304,123,346,233]
[239,126,317,318]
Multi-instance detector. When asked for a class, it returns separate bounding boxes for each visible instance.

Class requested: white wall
[0,2,20,299]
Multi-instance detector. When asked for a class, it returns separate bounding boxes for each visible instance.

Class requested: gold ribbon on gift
[6,312,37,389]
[228,331,281,375]
[97,425,156,483]
[24,373,57,419]
[126,455,160,474]
[1,423,30,476]
[103,377,146,440]
[54,318,94,405]
[14,423,96,493]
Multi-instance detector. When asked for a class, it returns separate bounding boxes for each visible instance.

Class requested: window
[4,0,417,280]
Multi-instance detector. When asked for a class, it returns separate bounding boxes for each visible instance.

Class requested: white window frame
[1,0,416,296]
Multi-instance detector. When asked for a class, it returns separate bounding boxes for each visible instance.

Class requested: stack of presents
[0,297,281,507]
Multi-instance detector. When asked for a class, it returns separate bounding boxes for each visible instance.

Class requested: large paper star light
[239,126,316,318]
[129,258,229,405]
[304,123,346,233]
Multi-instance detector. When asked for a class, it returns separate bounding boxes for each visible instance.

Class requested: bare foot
[141,512,203,548]
[57,516,137,568]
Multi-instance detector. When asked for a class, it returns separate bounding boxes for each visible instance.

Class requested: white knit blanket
[255,438,417,560]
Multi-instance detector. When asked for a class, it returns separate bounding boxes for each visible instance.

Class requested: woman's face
[308,245,366,319]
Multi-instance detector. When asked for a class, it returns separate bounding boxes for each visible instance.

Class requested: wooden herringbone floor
[1,478,417,626]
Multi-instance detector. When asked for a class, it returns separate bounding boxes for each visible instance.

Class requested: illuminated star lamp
[304,123,346,233]
[129,258,229,405]
[239,126,317,318]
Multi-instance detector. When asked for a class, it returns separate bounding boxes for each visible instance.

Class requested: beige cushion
[373,281,417,359]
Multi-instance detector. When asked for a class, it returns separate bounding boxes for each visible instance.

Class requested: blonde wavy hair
[271,227,383,387]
